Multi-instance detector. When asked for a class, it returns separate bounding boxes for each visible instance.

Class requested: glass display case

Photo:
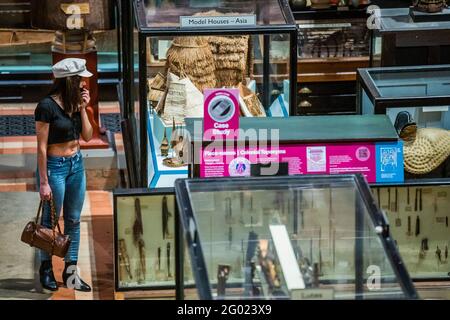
[357,65,450,130]
[293,7,370,115]
[129,0,298,187]
[174,174,418,300]
[114,188,177,292]
[370,8,450,68]
[371,181,450,281]
[0,0,120,103]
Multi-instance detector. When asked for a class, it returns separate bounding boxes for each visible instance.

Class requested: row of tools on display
[216,231,286,299]
[118,239,174,284]
[298,26,370,59]
[375,187,449,233]
[418,238,449,265]
[375,187,449,270]
[219,190,331,298]
[217,229,325,299]
[117,196,174,284]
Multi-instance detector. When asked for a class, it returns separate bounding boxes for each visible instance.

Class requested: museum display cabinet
[174,174,418,300]
[114,188,178,293]
[371,181,450,281]
[0,0,120,103]
[0,0,30,28]
[358,64,450,282]
[357,65,450,130]
[370,8,450,68]
[291,2,371,115]
[129,0,299,187]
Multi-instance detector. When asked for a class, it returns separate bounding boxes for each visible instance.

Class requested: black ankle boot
[39,260,58,292]
[62,261,92,292]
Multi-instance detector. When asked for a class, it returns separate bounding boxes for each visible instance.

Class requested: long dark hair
[48,75,82,115]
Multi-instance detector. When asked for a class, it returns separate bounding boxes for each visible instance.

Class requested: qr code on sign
[380,147,398,172]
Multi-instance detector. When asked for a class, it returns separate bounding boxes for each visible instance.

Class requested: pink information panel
[200,142,404,183]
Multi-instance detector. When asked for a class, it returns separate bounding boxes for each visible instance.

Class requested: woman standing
[35,58,93,292]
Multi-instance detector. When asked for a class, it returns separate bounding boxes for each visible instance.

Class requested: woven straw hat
[404,128,450,174]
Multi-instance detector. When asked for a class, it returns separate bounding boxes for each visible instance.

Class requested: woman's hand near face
[79,88,94,142]
[81,88,90,109]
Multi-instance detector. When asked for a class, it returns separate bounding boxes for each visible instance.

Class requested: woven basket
[192,10,251,87]
[209,35,250,87]
[415,0,446,13]
[166,37,216,92]
[404,128,450,175]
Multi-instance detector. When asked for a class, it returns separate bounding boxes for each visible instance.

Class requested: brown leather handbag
[21,199,71,258]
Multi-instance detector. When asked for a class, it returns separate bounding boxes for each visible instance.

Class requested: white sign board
[180,15,256,28]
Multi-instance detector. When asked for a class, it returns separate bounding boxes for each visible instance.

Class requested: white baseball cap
[52,58,93,79]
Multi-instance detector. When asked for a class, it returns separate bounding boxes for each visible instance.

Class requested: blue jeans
[37,150,86,262]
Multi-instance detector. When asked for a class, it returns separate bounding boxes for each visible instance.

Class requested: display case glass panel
[372,183,450,281]
[297,20,370,59]
[146,33,292,117]
[294,11,371,115]
[175,175,417,300]
[378,8,450,32]
[358,65,450,130]
[369,8,450,68]
[138,0,288,28]
[367,69,450,99]
[114,189,177,291]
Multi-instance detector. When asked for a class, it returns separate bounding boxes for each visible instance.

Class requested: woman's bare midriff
[47,140,80,157]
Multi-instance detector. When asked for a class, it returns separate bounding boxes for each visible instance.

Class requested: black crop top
[34,97,82,145]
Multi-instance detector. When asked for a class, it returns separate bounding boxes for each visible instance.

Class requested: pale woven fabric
[162,72,187,124]
[183,76,204,118]
[404,128,450,174]
[162,72,203,124]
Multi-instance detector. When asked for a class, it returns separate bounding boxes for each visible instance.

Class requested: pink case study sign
[203,89,240,141]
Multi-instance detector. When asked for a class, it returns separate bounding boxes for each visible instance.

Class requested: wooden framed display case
[370,8,450,68]
[0,0,120,103]
[292,5,371,115]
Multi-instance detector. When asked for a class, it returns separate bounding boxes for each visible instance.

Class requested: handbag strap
[35,200,43,224]
[35,199,63,234]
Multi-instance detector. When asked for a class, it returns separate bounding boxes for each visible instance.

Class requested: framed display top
[175,174,418,300]
[134,0,296,33]
[366,66,450,99]
[377,8,450,32]
[358,64,450,108]
[185,115,399,143]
